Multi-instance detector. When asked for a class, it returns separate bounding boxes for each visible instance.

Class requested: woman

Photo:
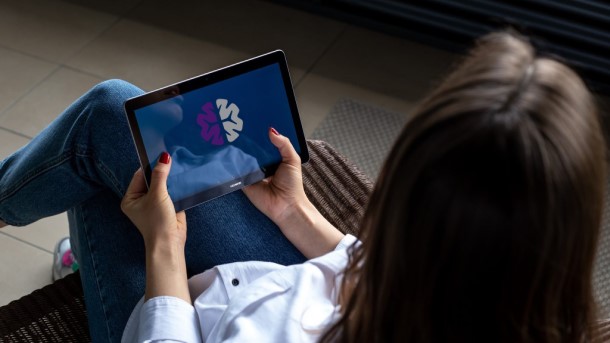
[320,32,605,343]
[0,31,605,342]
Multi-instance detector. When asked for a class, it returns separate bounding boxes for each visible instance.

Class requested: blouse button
[231,278,239,286]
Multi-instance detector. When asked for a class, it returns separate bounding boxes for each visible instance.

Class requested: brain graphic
[196,99,243,145]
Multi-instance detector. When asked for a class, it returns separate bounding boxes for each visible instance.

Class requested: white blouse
[121,234,357,343]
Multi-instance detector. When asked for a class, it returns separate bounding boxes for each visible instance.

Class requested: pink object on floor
[61,249,75,267]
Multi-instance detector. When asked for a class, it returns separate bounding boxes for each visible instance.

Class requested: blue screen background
[134,63,302,201]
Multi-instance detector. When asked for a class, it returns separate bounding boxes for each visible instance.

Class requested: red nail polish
[159,152,170,164]
[270,127,280,136]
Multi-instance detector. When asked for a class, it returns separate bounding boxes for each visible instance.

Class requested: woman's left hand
[243,128,308,226]
[244,128,344,259]
[121,153,191,303]
[121,152,187,248]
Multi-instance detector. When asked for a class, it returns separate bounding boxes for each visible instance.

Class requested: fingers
[125,168,147,198]
[242,178,269,199]
[269,128,301,166]
[149,152,172,194]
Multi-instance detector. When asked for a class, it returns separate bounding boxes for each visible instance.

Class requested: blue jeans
[0,80,306,343]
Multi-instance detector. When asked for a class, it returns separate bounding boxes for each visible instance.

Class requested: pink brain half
[196,102,225,146]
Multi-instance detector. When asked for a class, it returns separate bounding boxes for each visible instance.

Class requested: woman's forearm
[144,240,191,304]
[276,200,345,260]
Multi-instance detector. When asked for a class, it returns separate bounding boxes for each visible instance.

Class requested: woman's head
[322,32,606,342]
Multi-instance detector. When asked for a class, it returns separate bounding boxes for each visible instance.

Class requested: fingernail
[159,152,170,164]
[270,127,280,136]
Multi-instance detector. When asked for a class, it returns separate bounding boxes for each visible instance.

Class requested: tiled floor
[0,0,457,306]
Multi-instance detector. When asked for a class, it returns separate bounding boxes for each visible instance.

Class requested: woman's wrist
[144,232,185,252]
[276,199,345,259]
[144,239,191,303]
[146,238,185,262]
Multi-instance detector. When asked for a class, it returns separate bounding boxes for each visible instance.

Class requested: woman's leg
[0,80,305,342]
[0,79,148,342]
[0,80,144,225]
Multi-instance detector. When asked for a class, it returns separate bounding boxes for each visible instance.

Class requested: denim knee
[78,79,144,133]
[91,79,140,96]
[86,79,142,112]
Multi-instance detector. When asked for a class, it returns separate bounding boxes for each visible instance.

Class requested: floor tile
[127,0,346,72]
[62,0,143,16]
[0,0,117,63]
[0,47,57,115]
[2,214,69,254]
[66,19,251,91]
[0,128,30,159]
[0,67,104,138]
[0,234,52,307]
[289,67,308,88]
[310,26,459,102]
[295,73,414,137]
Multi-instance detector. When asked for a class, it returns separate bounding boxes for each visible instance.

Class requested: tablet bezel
[124,50,309,211]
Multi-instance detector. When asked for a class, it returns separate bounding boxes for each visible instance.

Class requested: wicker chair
[0,140,608,342]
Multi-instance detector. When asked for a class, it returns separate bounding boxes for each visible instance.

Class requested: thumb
[149,151,172,194]
[269,127,300,167]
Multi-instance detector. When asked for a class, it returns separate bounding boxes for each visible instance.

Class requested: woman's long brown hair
[320,32,606,343]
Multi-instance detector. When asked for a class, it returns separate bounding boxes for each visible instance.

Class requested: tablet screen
[127,53,307,211]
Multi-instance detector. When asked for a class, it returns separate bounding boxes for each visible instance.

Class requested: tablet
[124,50,309,212]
